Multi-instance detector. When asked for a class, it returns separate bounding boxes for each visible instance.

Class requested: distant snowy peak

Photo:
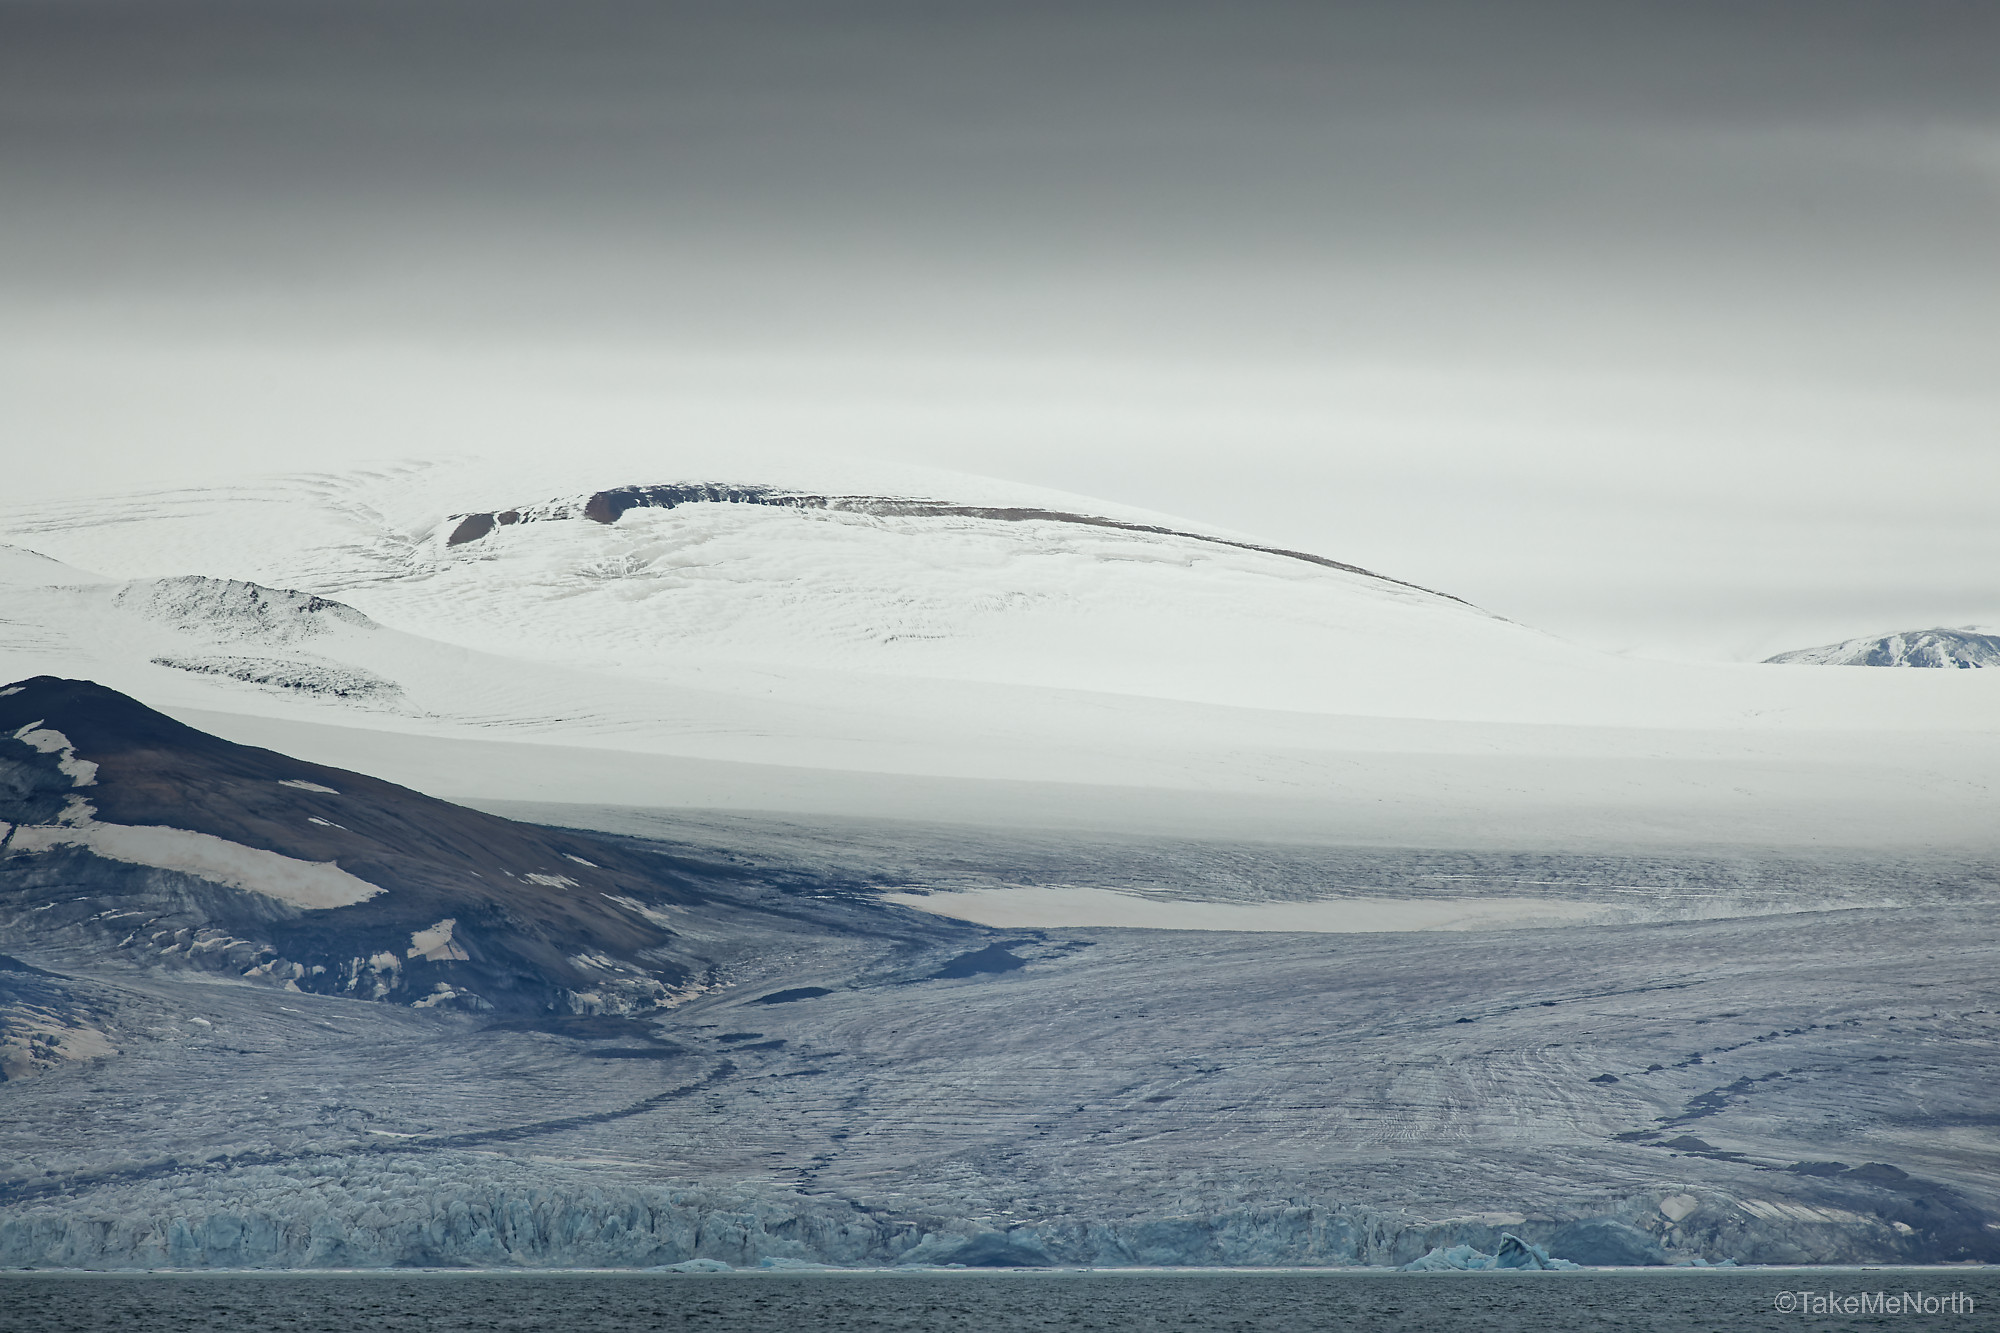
[1766,628,2000,669]
[114,575,375,644]
[440,481,1471,607]
[0,543,110,588]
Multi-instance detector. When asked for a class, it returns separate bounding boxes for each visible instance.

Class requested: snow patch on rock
[9,722,98,787]
[10,817,383,909]
[0,1007,118,1081]
[407,919,468,962]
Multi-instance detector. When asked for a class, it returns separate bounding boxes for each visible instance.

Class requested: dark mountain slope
[0,676,736,1014]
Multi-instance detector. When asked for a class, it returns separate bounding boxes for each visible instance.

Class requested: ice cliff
[0,1156,1701,1269]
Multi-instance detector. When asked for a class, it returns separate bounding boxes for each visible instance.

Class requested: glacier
[1,461,1996,1272]
[5,834,1996,1270]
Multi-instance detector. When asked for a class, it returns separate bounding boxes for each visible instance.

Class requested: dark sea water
[2,1269,1995,1333]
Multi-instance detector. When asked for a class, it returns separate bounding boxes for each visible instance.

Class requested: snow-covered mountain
[1766,627,2000,669]
[2,457,1997,864]
[0,461,1554,722]
[6,463,2000,1271]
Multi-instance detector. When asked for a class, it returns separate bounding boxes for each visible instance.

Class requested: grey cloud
[2,0,1995,656]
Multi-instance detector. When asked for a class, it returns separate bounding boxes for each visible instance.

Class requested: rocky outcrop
[112,577,373,646]
[147,655,402,703]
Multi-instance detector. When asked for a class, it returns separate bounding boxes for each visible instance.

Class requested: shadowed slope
[1,676,721,1013]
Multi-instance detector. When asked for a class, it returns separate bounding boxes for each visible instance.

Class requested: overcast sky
[4,0,1996,659]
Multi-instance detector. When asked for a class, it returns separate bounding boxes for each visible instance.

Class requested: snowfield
[1,457,1995,901]
[878,884,1616,932]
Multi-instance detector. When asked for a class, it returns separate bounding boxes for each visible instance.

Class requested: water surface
[3,1269,1994,1333]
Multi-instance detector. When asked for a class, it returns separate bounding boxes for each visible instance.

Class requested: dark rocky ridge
[443,482,1472,607]
[0,677,740,1014]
